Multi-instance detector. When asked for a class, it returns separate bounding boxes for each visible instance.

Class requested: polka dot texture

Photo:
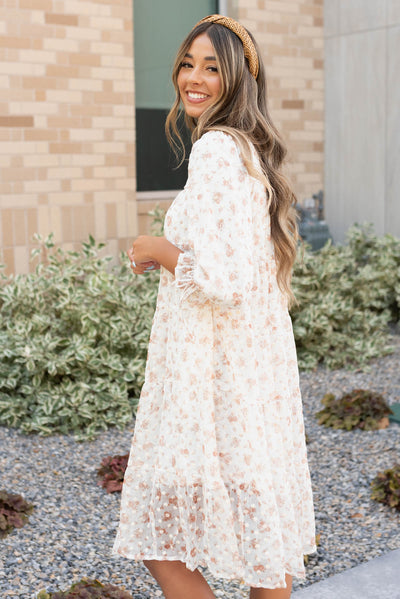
[113,131,316,589]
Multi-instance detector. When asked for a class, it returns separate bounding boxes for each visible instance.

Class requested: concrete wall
[324,0,400,242]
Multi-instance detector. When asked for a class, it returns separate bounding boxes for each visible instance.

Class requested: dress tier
[113,131,316,589]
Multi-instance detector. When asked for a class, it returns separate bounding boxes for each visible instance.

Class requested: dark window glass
[134,0,218,191]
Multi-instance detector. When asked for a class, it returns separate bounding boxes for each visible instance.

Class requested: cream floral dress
[113,130,316,589]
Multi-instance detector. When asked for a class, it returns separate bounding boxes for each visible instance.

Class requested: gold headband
[194,14,259,80]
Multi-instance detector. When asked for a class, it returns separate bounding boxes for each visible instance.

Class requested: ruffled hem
[113,473,316,589]
[111,546,316,589]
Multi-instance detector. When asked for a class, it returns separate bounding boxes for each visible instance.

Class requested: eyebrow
[184,52,216,61]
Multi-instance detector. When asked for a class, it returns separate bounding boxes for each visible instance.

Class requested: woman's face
[177,33,222,118]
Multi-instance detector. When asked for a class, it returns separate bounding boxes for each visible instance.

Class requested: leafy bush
[316,389,393,431]
[0,490,34,538]
[37,579,133,599]
[371,465,400,511]
[1,219,400,440]
[0,234,159,441]
[97,454,129,493]
[291,224,400,370]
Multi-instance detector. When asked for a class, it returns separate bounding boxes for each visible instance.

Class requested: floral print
[113,131,316,588]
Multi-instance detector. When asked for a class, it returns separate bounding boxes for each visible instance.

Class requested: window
[134,0,218,191]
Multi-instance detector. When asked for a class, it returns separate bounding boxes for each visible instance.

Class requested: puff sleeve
[174,131,256,309]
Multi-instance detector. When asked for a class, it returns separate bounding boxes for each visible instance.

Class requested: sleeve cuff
[174,250,199,303]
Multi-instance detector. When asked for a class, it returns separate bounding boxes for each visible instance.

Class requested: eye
[206,66,218,73]
[180,61,192,69]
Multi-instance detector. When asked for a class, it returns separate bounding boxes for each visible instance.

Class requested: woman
[113,14,316,599]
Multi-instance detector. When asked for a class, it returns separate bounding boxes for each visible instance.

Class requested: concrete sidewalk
[292,548,400,599]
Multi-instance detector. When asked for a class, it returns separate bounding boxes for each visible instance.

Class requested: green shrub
[1,220,400,440]
[37,579,133,599]
[0,490,34,538]
[371,465,400,511]
[97,454,129,493]
[0,234,159,441]
[316,389,393,431]
[291,224,400,370]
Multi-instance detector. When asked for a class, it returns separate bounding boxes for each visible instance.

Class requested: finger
[129,258,146,272]
[144,260,161,272]
[130,266,146,275]
[145,262,160,271]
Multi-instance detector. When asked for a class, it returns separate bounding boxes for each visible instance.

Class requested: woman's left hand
[128,237,160,275]
[129,235,181,276]
[131,235,155,263]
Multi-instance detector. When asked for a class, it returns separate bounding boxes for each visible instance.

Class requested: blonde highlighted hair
[166,21,299,305]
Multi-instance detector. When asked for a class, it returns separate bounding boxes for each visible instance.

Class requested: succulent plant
[316,389,393,431]
[371,465,400,512]
[0,490,34,538]
[97,454,129,493]
[37,579,134,598]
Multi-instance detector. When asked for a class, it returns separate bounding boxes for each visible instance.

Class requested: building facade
[324,0,400,242]
[0,0,324,275]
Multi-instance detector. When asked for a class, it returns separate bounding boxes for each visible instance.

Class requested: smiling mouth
[186,91,209,101]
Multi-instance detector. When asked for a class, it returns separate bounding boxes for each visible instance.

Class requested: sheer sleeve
[174,131,256,309]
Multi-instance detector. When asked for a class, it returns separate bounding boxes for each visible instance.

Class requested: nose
[187,65,203,85]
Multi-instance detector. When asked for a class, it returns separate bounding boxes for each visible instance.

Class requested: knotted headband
[193,14,259,80]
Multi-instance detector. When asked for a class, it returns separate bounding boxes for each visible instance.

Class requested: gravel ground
[1,339,400,599]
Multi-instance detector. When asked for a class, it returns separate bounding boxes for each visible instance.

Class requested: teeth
[188,92,208,99]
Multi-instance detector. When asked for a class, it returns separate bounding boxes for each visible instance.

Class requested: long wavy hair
[165,21,299,305]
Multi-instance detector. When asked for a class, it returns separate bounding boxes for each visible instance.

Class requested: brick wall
[238,0,324,201]
[0,0,135,275]
[0,1,324,274]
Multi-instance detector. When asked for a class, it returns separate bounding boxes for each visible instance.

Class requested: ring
[131,260,136,268]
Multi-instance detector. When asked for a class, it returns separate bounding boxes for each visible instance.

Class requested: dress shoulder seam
[194,129,236,148]
[190,130,242,168]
